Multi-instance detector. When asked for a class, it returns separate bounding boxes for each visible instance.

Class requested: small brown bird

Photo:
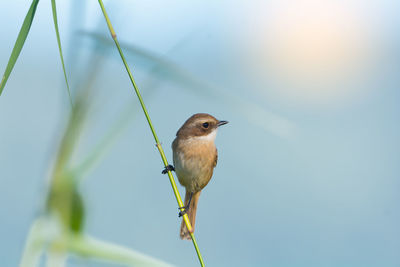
[171,113,228,240]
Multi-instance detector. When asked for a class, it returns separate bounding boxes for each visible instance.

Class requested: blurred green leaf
[67,235,175,267]
[0,0,39,95]
[83,31,296,138]
[20,218,175,267]
[46,175,85,234]
[51,0,73,106]
[46,89,91,234]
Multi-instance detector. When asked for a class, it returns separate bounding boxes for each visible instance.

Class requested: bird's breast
[172,137,217,192]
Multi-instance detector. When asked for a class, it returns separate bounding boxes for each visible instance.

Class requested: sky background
[0,0,399,266]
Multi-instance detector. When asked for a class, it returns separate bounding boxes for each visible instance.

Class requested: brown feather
[180,190,201,240]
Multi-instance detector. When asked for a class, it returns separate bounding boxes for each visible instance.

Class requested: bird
[170,113,228,240]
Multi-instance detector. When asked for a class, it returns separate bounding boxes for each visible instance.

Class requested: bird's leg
[178,192,193,217]
[162,164,175,174]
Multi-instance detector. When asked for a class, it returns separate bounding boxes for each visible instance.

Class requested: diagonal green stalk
[0,0,39,95]
[97,1,205,266]
[51,0,73,107]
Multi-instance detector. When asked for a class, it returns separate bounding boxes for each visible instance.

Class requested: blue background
[1,1,399,266]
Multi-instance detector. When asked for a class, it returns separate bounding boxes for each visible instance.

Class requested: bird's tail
[180,190,201,240]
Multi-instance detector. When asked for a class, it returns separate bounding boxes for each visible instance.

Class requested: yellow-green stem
[97,1,205,266]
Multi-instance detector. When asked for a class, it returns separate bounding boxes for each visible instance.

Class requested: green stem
[97,1,205,266]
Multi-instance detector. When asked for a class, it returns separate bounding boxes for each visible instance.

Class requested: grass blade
[51,0,73,107]
[0,0,39,95]
[67,235,175,267]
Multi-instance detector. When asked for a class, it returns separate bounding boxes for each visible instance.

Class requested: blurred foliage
[4,1,175,265]
[46,173,85,233]
[84,31,295,138]
[45,87,89,234]
[19,85,173,267]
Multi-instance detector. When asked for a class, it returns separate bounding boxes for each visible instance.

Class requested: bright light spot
[236,0,375,107]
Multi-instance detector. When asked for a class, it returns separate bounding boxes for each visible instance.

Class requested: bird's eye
[202,122,209,128]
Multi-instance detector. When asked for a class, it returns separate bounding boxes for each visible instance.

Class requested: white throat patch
[189,129,217,142]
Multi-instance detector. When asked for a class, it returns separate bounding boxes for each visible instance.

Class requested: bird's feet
[178,204,189,217]
[162,164,175,174]
[178,192,193,217]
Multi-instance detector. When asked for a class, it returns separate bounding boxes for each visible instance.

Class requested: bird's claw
[162,164,175,174]
[178,205,189,217]
[178,192,193,217]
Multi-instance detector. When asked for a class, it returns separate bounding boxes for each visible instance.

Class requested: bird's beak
[217,120,229,127]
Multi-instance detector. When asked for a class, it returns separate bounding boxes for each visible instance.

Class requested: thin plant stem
[96,1,205,266]
[51,0,73,107]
